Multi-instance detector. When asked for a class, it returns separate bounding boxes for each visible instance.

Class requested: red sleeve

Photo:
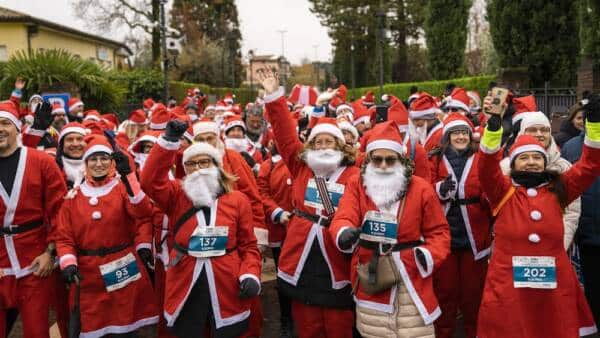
[21,127,44,148]
[560,142,600,205]
[412,143,431,182]
[256,160,280,220]
[428,155,442,185]
[477,147,512,210]
[42,154,68,244]
[416,180,451,272]
[140,137,180,215]
[55,199,78,268]
[264,92,304,176]
[134,216,153,252]
[329,176,363,253]
[236,193,262,280]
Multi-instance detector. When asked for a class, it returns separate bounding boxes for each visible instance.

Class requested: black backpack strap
[160,206,199,246]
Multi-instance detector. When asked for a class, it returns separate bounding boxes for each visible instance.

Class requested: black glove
[239,277,260,299]
[439,175,456,198]
[582,94,600,122]
[62,265,81,284]
[486,114,502,131]
[137,248,154,269]
[338,227,361,251]
[415,249,427,268]
[32,102,53,130]
[164,120,188,142]
[112,151,132,176]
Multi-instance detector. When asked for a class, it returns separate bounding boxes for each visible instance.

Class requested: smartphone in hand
[490,87,509,117]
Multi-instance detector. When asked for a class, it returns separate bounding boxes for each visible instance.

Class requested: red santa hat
[52,102,66,116]
[512,95,540,125]
[338,119,358,141]
[307,117,345,144]
[223,93,235,105]
[0,101,22,131]
[58,122,88,144]
[362,91,375,106]
[466,91,481,109]
[223,116,246,135]
[409,93,438,119]
[128,131,159,154]
[101,113,119,127]
[387,101,410,133]
[352,104,372,127]
[183,123,194,143]
[150,106,170,130]
[129,109,147,125]
[365,121,407,156]
[83,110,101,122]
[192,118,220,136]
[509,135,548,164]
[288,84,318,106]
[204,105,216,113]
[83,134,113,161]
[182,142,223,166]
[336,103,355,116]
[67,98,84,112]
[443,112,474,135]
[444,87,471,113]
[143,98,156,110]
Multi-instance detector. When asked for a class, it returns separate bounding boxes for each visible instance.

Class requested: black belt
[0,220,44,236]
[170,242,235,267]
[77,243,131,257]
[450,197,481,205]
[293,209,331,227]
[358,239,423,252]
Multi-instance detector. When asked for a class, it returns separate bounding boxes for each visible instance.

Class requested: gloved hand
[338,227,361,251]
[164,120,188,142]
[582,94,600,122]
[415,249,427,268]
[439,175,457,198]
[62,265,81,284]
[112,151,132,176]
[486,114,502,131]
[32,102,53,130]
[137,248,154,269]
[239,277,260,299]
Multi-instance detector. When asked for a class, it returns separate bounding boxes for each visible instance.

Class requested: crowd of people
[0,70,599,338]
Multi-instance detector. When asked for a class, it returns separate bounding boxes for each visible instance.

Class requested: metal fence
[513,83,577,117]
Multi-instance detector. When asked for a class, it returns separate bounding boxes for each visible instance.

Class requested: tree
[170,0,244,87]
[424,0,471,80]
[388,0,427,82]
[488,1,579,86]
[578,0,600,65]
[171,38,228,86]
[72,0,163,65]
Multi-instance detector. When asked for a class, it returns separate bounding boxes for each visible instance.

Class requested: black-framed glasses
[184,158,214,169]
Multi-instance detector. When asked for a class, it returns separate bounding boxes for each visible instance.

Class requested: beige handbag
[356,198,406,295]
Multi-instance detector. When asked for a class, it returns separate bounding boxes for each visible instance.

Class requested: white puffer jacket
[500,140,581,250]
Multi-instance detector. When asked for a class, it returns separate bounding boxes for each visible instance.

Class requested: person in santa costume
[244,104,273,155]
[409,93,443,152]
[497,109,581,250]
[330,120,450,338]
[67,98,85,121]
[222,116,264,172]
[428,113,492,338]
[140,120,262,338]
[337,119,359,148]
[256,143,294,337]
[474,94,600,338]
[0,100,67,338]
[55,134,158,337]
[259,71,358,338]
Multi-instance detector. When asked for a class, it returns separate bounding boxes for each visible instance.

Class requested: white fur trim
[509,144,548,163]
[352,115,371,127]
[224,120,246,133]
[59,254,78,269]
[135,243,152,251]
[409,107,437,120]
[0,111,21,131]
[239,273,262,295]
[25,127,46,137]
[263,86,285,103]
[79,316,159,338]
[445,99,470,113]
[338,121,358,140]
[308,123,345,143]
[579,325,598,336]
[83,144,113,161]
[150,121,168,130]
[414,247,434,278]
[366,139,407,155]
[128,134,157,153]
[129,190,146,205]
[193,121,219,136]
[157,136,181,150]
[254,227,269,246]
[443,120,471,135]
[69,102,84,111]
[519,111,550,132]
[336,104,354,114]
[182,142,222,165]
[59,126,87,143]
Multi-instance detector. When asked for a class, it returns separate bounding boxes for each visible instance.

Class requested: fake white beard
[182,167,222,207]
[409,122,427,145]
[224,137,249,153]
[363,162,408,209]
[62,156,85,186]
[305,149,343,177]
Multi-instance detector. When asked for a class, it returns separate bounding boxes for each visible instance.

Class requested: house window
[97,47,110,61]
[0,45,8,62]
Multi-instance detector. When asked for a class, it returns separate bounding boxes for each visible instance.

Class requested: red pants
[155,261,177,338]
[240,297,262,338]
[0,274,51,338]
[291,301,353,338]
[433,249,488,338]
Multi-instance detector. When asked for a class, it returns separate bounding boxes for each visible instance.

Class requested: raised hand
[164,120,188,142]
[14,77,26,91]
[112,151,132,176]
[32,102,53,130]
[256,68,280,95]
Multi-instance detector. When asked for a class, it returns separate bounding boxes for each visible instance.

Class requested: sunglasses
[370,155,400,166]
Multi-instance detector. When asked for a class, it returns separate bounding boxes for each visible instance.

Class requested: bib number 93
[115,267,130,280]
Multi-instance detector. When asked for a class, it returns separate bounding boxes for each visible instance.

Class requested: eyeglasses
[184,159,214,169]
[524,126,551,134]
[370,155,400,166]
[448,107,464,113]
[313,139,336,148]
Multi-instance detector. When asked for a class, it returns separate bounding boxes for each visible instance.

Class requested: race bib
[188,226,229,258]
[99,253,141,292]
[512,256,557,289]
[304,179,345,210]
[359,211,398,244]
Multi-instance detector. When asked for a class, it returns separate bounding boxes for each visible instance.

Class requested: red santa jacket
[429,152,492,260]
[256,155,293,247]
[55,177,158,335]
[140,138,262,329]
[476,129,600,338]
[423,122,443,153]
[329,175,450,325]
[0,147,66,278]
[264,91,358,290]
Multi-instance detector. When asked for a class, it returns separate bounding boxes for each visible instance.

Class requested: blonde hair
[299,137,357,166]
[219,167,238,194]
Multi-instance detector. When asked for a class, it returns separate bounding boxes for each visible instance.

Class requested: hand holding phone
[488,87,509,117]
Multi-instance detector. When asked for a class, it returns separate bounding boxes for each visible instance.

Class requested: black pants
[271,247,292,322]
[170,270,248,338]
[580,244,600,326]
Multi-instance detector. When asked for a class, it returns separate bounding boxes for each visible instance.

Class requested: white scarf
[224,137,249,153]
[62,156,85,187]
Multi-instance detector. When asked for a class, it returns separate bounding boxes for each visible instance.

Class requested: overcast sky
[0,0,333,65]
